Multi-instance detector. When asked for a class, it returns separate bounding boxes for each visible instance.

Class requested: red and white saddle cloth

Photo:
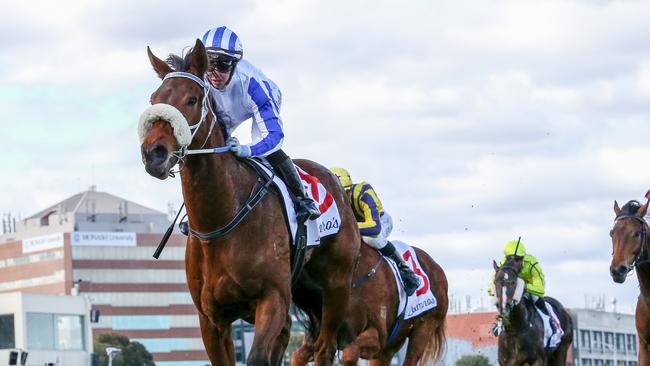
[386,240,438,320]
[251,159,341,246]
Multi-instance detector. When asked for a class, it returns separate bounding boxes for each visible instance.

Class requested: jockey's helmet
[504,239,526,257]
[201,26,243,72]
[330,167,352,190]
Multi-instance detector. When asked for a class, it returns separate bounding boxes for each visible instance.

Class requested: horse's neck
[179,135,255,233]
[504,301,529,333]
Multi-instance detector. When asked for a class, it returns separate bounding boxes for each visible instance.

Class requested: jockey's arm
[525,259,545,297]
[247,77,284,156]
[357,193,382,237]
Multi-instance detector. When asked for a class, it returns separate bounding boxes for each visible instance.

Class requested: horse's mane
[165,46,195,72]
[620,200,642,217]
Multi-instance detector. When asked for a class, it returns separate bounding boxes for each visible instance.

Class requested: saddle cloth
[534,300,565,349]
[249,159,341,246]
[385,240,437,320]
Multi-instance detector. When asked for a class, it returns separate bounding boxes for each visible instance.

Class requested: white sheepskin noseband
[138,103,192,147]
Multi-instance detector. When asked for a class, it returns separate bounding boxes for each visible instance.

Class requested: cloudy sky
[2,0,650,313]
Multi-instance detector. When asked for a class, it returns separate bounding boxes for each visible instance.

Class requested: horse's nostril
[611,265,627,277]
[146,144,169,165]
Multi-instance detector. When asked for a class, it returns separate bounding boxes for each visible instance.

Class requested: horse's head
[138,39,213,179]
[610,199,649,283]
[493,259,525,319]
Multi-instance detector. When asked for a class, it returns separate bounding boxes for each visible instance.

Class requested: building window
[604,332,614,352]
[581,330,591,350]
[26,313,85,350]
[581,359,592,366]
[0,314,15,349]
[27,313,55,349]
[616,333,625,352]
[628,362,637,366]
[626,334,637,354]
[56,315,85,350]
[593,331,603,352]
[595,359,604,366]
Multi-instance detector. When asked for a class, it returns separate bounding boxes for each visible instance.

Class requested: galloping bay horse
[493,260,573,366]
[610,199,650,364]
[291,243,448,366]
[139,39,360,365]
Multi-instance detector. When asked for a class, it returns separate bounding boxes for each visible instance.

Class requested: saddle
[522,295,564,349]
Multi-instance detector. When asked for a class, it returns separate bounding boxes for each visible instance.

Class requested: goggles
[208,56,237,73]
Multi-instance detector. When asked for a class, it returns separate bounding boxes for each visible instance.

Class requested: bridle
[613,213,650,270]
[162,71,231,162]
[495,264,520,314]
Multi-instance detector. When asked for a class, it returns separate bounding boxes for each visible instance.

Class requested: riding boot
[274,157,321,222]
[379,241,421,296]
[535,297,550,316]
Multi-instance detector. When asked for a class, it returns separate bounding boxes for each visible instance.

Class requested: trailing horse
[291,242,448,366]
[492,260,573,366]
[610,199,650,365]
[139,39,360,365]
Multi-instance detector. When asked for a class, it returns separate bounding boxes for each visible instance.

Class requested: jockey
[200,26,320,222]
[330,167,420,296]
[490,239,563,346]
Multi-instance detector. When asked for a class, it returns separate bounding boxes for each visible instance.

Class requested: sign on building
[22,233,64,254]
[71,232,136,247]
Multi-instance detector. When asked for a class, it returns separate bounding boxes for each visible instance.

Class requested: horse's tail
[420,315,446,365]
[416,248,449,365]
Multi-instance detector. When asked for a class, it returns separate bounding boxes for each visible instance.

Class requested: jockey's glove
[229,139,252,157]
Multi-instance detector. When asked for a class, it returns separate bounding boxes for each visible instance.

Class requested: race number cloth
[249,159,341,246]
[386,240,437,320]
[536,301,565,349]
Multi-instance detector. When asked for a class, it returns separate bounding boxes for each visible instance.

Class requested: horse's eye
[188,96,198,106]
[609,230,613,237]
[634,231,641,238]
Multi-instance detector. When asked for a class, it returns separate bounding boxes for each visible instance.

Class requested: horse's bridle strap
[614,214,649,268]
[189,173,273,241]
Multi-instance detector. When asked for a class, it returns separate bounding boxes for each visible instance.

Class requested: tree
[455,354,492,366]
[94,333,155,366]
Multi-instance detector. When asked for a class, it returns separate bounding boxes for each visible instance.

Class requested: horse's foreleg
[248,289,290,366]
[341,343,360,366]
[198,313,235,365]
[313,283,351,366]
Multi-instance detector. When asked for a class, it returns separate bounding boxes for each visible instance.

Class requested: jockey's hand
[226,136,239,147]
[229,140,252,157]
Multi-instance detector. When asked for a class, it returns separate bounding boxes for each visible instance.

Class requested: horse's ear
[639,201,649,218]
[493,260,499,272]
[147,46,172,79]
[614,200,621,216]
[188,39,208,76]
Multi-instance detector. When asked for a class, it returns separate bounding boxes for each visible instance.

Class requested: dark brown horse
[493,260,573,366]
[139,39,360,365]
[291,242,448,366]
[610,199,650,364]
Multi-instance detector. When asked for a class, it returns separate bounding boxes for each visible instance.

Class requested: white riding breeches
[362,212,393,250]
